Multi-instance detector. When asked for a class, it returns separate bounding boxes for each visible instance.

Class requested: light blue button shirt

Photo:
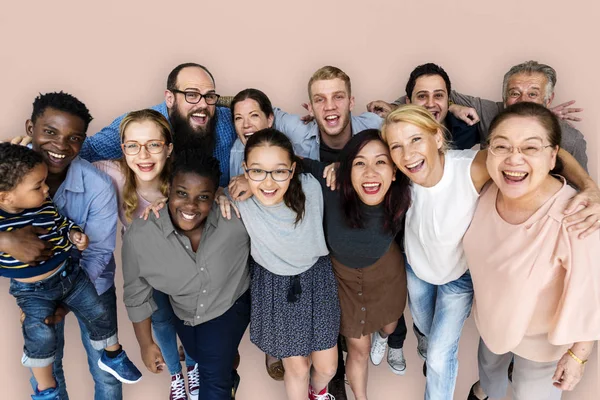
[228,109,383,178]
[52,156,118,295]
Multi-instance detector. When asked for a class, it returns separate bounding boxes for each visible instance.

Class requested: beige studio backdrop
[0,0,598,399]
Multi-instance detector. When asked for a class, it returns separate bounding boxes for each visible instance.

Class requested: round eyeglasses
[121,140,166,156]
[245,168,293,182]
[488,141,554,157]
[170,89,220,105]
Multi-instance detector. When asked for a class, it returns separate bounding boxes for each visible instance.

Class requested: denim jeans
[405,261,473,400]
[10,262,117,368]
[30,285,123,400]
[175,290,250,400]
[152,290,196,375]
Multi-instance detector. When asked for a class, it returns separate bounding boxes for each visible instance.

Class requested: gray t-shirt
[231,173,329,276]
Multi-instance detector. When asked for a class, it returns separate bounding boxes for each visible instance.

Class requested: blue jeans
[405,261,473,400]
[176,290,250,400]
[152,290,196,374]
[10,262,117,368]
[30,285,122,400]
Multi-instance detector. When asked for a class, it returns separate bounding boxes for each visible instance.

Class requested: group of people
[0,60,599,400]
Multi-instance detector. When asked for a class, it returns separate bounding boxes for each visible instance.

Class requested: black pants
[175,291,250,400]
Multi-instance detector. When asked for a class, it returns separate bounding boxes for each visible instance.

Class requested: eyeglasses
[121,140,166,155]
[245,168,293,182]
[488,141,554,157]
[170,89,220,105]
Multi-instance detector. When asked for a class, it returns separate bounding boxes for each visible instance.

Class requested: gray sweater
[231,174,329,276]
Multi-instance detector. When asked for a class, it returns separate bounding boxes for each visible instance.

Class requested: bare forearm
[132,318,155,348]
[559,149,595,190]
[570,341,594,361]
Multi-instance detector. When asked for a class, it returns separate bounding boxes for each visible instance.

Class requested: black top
[319,141,342,164]
[303,158,396,269]
[446,113,479,151]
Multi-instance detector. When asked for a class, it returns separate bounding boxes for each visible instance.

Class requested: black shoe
[422,361,427,377]
[231,369,240,399]
[467,382,488,400]
[508,359,514,382]
[328,376,348,400]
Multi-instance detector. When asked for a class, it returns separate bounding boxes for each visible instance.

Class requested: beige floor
[0,255,597,399]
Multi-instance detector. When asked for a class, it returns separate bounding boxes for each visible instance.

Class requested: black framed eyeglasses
[245,168,293,182]
[170,89,220,105]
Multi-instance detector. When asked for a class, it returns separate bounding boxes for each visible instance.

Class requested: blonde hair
[119,109,173,223]
[380,104,450,153]
[308,66,351,98]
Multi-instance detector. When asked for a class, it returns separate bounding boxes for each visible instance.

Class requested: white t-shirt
[405,150,479,285]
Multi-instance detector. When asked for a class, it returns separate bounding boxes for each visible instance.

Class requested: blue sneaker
[97,349,142,384]
[31,386,60,400]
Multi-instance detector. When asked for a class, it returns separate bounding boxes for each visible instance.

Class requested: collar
[59,157,86,194]
[158,202,220,238]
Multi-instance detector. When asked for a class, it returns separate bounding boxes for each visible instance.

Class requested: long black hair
[337,129,411,233]
[244,128,305,224]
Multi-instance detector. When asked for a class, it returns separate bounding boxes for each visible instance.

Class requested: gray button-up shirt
[122,203,250,326]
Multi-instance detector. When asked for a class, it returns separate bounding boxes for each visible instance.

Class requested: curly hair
[244,128,305,225]
[31,91,93,132]
[170,148,221,190]
[0,143,44,192]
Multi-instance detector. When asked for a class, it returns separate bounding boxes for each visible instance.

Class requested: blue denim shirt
[53,156,118,295]
[79,102,236,187]
[273,108,383,160]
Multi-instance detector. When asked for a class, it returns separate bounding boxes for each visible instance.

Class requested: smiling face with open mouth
[27,108,87,178]
[407,74,449,124]
[244,144,295,207]
[168,171,216,234]
[350,140,396,206]
[233,98,274,145]
[487,116,558,200]
[308,78,355,148]
[386,121,445,187]
[122,120,173,184]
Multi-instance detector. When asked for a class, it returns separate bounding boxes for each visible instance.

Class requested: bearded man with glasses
[79,63,236,187]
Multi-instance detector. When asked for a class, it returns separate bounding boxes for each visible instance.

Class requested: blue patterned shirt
[80,102,236,187]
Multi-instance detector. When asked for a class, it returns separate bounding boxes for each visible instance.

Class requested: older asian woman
[464,102,600,400]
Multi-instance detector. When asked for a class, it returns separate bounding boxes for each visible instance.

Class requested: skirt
[249,255,341,358]
[332,240,407,338]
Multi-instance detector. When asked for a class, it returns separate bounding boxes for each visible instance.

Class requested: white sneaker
[186,364,200,400]
[370,331,388,366]
[387,347,407,375]
[413,325,428,361]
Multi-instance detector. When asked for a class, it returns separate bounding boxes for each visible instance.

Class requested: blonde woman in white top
[379,104,599,400]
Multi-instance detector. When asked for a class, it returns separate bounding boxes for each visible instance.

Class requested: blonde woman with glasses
[379,104,600,400]
[95,110,202,400]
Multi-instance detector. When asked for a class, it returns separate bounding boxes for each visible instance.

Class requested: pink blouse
[93,160,151,229]
[463,180,600,362]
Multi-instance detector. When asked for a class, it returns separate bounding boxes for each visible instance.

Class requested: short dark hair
[337,129,411,233]
[166,63,215,90]
[231,89,274,119]
[170,148,221,190]
[244,128,305,224]
[31,91,93,132]
[405,63,452,99]
[488,102,563,173]
[0,143,44,192]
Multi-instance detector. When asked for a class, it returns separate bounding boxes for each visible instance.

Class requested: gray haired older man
[448,60,588,169]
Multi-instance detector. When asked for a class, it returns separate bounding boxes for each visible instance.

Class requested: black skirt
[249,256,340,358]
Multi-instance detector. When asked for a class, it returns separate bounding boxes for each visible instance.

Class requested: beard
[169,102,216,155]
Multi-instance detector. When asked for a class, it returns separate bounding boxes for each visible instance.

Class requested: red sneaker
[309,385,335,400]
[170,373,188,400]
